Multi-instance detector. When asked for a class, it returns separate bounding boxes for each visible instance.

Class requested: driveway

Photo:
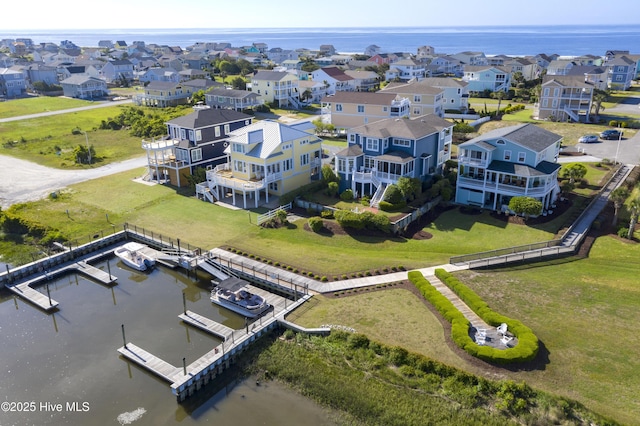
[0,155,147,209]
[573,129,640,165]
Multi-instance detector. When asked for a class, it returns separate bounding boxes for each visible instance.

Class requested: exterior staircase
[370,183,387,208]
[563,106,580,122]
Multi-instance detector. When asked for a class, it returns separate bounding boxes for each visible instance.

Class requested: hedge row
[408,270,539,364]
[433,269,539,364]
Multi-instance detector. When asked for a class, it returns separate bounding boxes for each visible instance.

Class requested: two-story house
[534,75,593,122]
[133,81,195,107]
[60,75,108,99]
[344,69,379,92]
[321,91,410,131]
[384,58,426,81]
[205,88,263,111]
[334,114,453,206]
[142,108,253,187]
[102,59,135,83]
[197,120,322,208]
[311,67,356,94]
[604,55,636,90]
[250,70,300,108]
[0,68,27,98]
[451,51,488,66]
[462,65,511,93]
[379,80,445,118]
[455,123,562,213]
[419,77,470,112]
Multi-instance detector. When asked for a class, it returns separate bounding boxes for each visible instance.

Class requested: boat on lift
[114,242,156,271]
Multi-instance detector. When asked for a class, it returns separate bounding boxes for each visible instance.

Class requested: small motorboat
[211,277,270,318]
[114,242,155,271]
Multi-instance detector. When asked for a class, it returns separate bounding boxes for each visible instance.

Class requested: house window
[542,99,548,107]
[269,182,278,191]
[191,148,202,162]
[337,158,346,173]
[383,106,388,112]
[224,124,230,134]
[518,152,526,162]
[233,160,246,173]
[414,95,421,102]
[615,75,623,81]
[215,126,220,137]
[364,156,375,170]
[553,88,559,97]
[232,143,244,153]
[365,138,379,152]
[283,158,293,171]
[300,153,309,166]
[413,108,421,115]
[175,149,189,162]
[180,129,186,139]
[336,104,343,112]
[543,87,549,97]
[393,139,411,147]
[504,150,512,161]
[195,130,202,141]
[357,105,365,113]
[496,139,505,145]
[349,134,355,142]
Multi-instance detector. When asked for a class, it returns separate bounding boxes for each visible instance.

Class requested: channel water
[0,256,336,425]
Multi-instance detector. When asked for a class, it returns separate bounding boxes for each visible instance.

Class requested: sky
[4,0,638,29]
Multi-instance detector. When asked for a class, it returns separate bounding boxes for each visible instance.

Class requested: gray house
[60,75,108,99]
[205,88,263,111]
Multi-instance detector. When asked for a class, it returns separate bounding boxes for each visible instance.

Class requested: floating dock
[178,310,234,340]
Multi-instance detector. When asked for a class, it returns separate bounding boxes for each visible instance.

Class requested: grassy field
[290,236,640,425]
[0,96,95,118]
[0,105,144,168]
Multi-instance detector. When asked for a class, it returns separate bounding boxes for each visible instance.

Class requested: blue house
[605,55,636,90]
[455,123,562,213]
[334,114,453,206]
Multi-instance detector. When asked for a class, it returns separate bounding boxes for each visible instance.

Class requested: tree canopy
[508,196,543,219]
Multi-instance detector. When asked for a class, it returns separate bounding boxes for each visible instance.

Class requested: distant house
[197,120,322,208]
[546,59,575,76]
[462,65,511,93]
[334,114,453,205]
[364,45,381,57]
[418,77,470,113]
[311,67,356,93]
[504,58,541,81]
[379,80,445,118]
[178,68,207,81]
[26,63,58,86]
[181,78,225,93]
[321,91,410,131]
[60,75,108,99]
[429,55,464,77]
[133,81,193,107]
[142,109,253,187]
[137,67,180,83]
[250,70,300,108]
[455,123,562,213]
[534,75,593,123]
[102,59,135,83]
[385,58,426,81]
[344,70,379,92]
[0,68,27,97]
[319,44,337,56]
[566,66,608,91]
[298,79,328,103]
[98,40,113,49]
[604,55,636,90]
[451,51,487,66]
[205,88,263,111]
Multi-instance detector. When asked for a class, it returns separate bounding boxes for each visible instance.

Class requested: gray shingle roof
[350,114,452,139]
[228,120,320,159]
[463,123,561,152]
[167,108,251,129]
[321,91,399,104]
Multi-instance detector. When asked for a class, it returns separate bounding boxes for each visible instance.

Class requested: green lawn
[291,235,640,425]
[0,96,95,118]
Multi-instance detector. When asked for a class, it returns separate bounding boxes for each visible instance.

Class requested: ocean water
[2,25,640,57]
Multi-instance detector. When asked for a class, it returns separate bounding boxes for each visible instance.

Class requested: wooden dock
[118,343,182,383]
[75,261,117,285]
[179,310,234,340]
[6,282,59,311]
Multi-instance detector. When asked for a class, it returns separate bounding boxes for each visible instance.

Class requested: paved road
[0,99,132,123]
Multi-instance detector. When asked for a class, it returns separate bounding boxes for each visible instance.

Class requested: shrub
[383,184,404,204]
[617,227,629,238]
[320,210,334,219]
[327,181,339,197]
[308,217,324,232]
[283,329,295,340]
[347,333,370,349]
[340,189,354,201]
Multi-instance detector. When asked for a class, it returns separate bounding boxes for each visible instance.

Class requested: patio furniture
[497,323,508,335]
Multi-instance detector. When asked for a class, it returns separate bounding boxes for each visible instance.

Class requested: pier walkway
[179,310,234,340]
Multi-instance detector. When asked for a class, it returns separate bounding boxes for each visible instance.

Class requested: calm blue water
[2,25,640,56]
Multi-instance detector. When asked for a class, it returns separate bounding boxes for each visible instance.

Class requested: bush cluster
[378,200,406,212]
[308,217,323,232]
[334,210,390,233]
[432,269,539,364]
[408,270,539,364]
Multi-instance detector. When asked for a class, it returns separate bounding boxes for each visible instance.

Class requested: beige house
[250,70,300,108]
[534,75,593,123]
[379,80,445,117]
[321,92,410,131]
[197,120,322,208]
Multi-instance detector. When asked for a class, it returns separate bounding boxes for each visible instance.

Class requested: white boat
[114,242,156,271]
[210,278,270,318]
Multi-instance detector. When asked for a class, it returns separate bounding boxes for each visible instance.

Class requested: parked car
[600,129,623,140]
[578,134,599,143]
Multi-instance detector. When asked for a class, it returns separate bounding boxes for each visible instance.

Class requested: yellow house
[320,91,410,131]
[199,120,322,208]
[250,70,300,108]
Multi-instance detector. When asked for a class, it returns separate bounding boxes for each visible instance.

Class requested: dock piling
[182,292,187,314]
[46,283,52,306]
[183,357,187,376]
[121,324,127,349]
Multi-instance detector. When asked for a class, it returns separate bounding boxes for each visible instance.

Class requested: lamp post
[614,125,623,165]
[82,131,92,164]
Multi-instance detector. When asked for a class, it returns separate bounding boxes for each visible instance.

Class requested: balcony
[457,176,554,196]
[458,155,489,168]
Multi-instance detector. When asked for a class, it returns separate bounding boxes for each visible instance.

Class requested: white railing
[141,138,176,150]
[457,176,555,197]
[257,202,292,225]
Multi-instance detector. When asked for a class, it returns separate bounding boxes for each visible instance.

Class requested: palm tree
[627,196,640,239]
[591,89,610,122]
[610,187,629,226]
[494,90,507,115]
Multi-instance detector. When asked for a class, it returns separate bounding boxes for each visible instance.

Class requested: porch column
[243,191,247,209]
[255,190,259,208]
[265,187,269,204]
[232,189,236,206]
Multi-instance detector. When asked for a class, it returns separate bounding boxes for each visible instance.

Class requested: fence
[256,202,292,225]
